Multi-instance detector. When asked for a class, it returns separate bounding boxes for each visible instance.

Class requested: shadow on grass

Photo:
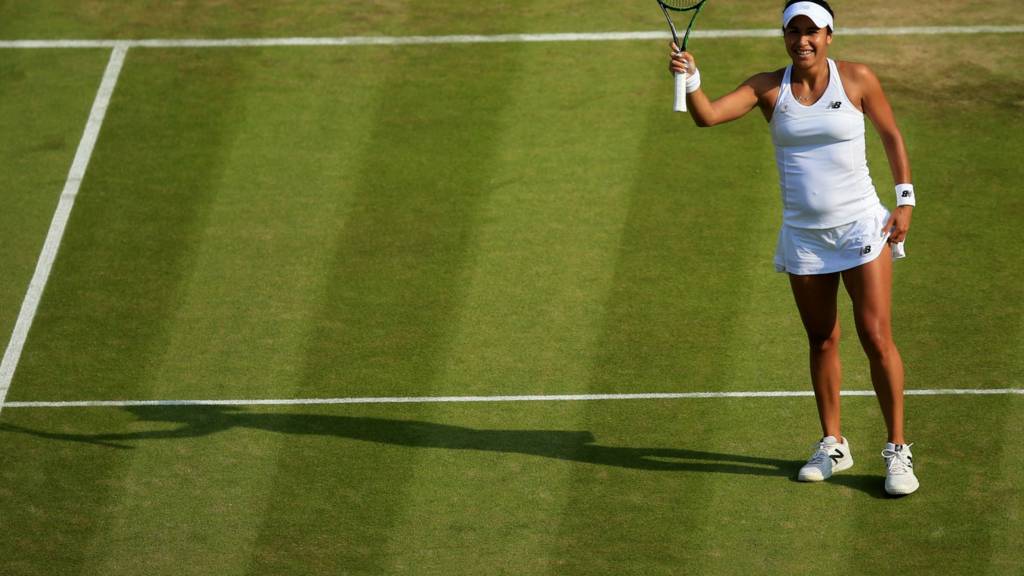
[822,474,893,500]
[0,405,880,494]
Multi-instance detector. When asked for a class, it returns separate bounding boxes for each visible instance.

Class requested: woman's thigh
[841,243,894,342]
[788,272,841,340]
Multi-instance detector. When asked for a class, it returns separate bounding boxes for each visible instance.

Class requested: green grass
[1,396,1021,574]
[1,2,1022,574]
[0,49,110,343]
[1,0,1023,39]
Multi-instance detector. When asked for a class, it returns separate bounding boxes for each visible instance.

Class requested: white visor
[782,2,834,31]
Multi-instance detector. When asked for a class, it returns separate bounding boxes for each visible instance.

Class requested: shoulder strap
[826,59,859,110]
[772,65,793,112]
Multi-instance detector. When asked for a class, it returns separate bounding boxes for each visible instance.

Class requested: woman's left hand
[885,206,913,243]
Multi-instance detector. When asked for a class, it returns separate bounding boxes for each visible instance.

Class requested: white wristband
[685,68,701,93]
[895,183,916,207]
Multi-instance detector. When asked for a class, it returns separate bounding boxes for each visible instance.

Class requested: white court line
[3,388,1021,409]
[0,44,129,416]
[0,25,1022,49]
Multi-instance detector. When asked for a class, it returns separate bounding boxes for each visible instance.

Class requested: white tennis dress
[770,58,904,275]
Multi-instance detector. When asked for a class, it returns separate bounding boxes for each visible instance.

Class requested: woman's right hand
[669,43,696,76]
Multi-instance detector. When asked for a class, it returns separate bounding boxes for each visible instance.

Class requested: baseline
[4,388,1022,409]
[0,25,1022,50]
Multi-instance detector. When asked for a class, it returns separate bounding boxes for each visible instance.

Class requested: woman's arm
[669,47,774,127]
[845,62,914,243]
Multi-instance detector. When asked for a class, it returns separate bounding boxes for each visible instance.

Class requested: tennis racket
[657,0,709,112]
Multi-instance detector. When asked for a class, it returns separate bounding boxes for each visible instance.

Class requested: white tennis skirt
[774,204,906,275]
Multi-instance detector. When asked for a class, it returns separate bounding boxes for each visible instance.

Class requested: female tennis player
[668,0,919,495]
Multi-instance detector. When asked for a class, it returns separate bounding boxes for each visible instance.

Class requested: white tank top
[770,59,881,229]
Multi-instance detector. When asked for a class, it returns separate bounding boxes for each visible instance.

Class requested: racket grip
[673,71,687,113]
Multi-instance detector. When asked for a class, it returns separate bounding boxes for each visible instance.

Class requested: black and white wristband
[895,183,916,207]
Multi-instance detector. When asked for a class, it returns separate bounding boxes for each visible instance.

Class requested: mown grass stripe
[0,25,1022,49]
[4,388,1021,408]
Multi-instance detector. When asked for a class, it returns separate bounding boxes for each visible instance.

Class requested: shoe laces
[807,442,831,467]
[882,443,914,475]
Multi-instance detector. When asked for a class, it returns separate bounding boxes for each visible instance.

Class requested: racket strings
[659,0,703,10]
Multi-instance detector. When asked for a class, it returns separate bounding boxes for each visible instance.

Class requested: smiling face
[783,15,832,68]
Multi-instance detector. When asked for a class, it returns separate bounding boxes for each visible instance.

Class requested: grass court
[1,1,1022,574]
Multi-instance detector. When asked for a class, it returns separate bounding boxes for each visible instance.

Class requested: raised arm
[669,46,776,127]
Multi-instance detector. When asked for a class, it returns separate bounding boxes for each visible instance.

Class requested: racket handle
[673,71,687,113]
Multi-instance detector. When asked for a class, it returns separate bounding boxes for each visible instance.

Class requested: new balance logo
[828,101,842,109]
[902,190,913,198]
[862,246,872,255]
[829,449,845,464]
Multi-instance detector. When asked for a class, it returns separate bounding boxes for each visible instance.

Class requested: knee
[858,321,895,359]
[807,324,841,354]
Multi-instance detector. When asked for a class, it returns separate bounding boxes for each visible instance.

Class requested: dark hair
[784,0,834,18]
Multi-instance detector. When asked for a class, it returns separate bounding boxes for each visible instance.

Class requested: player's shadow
[0,405,883,495]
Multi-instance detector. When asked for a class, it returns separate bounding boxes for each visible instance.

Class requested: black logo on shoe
[829,449,845,464]
[828,101,842,109]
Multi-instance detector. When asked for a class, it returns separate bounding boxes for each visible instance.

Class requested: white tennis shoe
[882,443,919,496]
[798,436,853,482]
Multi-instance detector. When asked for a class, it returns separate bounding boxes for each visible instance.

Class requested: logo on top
[828,101,842,109]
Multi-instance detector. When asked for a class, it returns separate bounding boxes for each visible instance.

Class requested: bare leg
[841,244,906,444]
[788,272,843,440]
